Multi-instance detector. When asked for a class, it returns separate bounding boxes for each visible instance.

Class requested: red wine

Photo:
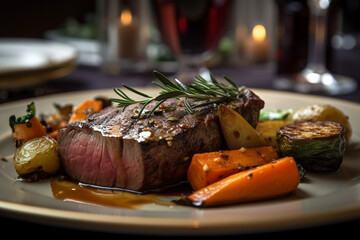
[275,0,309,75]
[151,0,233,55]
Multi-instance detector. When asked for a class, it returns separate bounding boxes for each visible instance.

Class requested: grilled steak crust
[57,89,264,191]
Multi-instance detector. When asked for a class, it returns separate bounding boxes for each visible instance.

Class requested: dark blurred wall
[0,0,96,38]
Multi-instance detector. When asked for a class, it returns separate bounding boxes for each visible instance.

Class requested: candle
[245,24,269,63]
[118,8,140,60]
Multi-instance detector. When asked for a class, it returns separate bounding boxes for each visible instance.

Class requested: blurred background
[1,0,360,103]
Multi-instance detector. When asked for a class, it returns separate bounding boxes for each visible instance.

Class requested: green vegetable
[9,102,36,132]
[296,161,307,182]
[259,109,293,122]
[276,121,346,172]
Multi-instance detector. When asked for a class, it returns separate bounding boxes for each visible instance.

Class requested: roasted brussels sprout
[14,135,60,181]
[276,121,346,172]
[291,104,351,142]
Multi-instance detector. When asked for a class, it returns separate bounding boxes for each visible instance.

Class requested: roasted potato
[14,135,60,180]
[256,120,293,147]
[291,104,352,141]
[218,104,267,149]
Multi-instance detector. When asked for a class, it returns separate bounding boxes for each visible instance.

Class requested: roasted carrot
[187,146,279,191]
[48,129,60,140]
[180,157,300,207]
[13,116,47,143]
[68,99,103,123]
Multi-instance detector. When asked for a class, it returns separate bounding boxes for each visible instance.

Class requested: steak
[57,89,264,191]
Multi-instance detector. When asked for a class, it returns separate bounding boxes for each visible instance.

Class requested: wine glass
[274,0,357,95]
[151,0,233,83]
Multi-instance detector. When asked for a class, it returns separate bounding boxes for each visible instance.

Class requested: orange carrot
[180,157,300,207]
[68,99,103,123]
[48,129,59,140]
[13,116,46,143]
[187,146,279,191]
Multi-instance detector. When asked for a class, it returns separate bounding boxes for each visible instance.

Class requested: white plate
[0,38,77,74]
[0,88,360,235]
[0,38,78,89]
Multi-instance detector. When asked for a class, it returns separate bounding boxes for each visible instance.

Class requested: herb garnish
[9,102,36,132]
[110,70,247,119]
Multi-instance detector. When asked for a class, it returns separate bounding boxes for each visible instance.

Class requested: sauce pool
[51,177,192,209]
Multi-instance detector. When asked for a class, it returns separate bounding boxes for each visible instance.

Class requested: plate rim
[1,196,360,235]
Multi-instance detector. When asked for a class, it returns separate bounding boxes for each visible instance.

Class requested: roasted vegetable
[187,146,279,190]
[276,121,346,172]
[291,104,351,141]
[259,109,293,121]
[9,102,46,147]
[42,103,73,139]
[14,135,60,181]
[9,102,36,132]
[218,104,267,149]
[256,120,293,147]
[68,99,103,123]
[178,157,300,207]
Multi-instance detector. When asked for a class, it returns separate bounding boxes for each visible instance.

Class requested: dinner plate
[0,88,359,235]
[0,38,77,89]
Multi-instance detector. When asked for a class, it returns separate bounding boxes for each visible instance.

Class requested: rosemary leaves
[110,70,247,119]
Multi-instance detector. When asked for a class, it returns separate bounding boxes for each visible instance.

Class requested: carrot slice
[48,129,59,140]
[180,157,300,207]
[13,116,47,143]
[187,146,279,191]
[68,99,103,123]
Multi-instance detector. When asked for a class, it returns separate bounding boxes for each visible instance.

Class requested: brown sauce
[51,178,192,209]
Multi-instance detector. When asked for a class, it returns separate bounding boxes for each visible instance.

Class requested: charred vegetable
[42,103,73,139]
[276,121,346,172]
[14,135,60,181]
[68,99,103,123]
[291,104,351,142]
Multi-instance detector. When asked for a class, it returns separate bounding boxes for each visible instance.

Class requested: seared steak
[57,89,264,191]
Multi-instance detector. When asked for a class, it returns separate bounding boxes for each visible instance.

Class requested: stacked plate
[0,38,78,90]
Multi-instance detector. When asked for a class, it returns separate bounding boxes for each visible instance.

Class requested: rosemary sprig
[110,70,247,118]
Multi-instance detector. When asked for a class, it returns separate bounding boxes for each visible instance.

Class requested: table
[1,63,359,238]
[2,63,360,104]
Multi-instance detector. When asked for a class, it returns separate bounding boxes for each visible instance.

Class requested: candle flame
[120,9,132,26]
[252,25,266,42]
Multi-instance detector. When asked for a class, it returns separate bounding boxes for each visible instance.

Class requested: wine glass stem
[306,0,329,72]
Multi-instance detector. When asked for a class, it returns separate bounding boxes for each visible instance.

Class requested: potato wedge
[218,104,267,149]
[256,120,292,147]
